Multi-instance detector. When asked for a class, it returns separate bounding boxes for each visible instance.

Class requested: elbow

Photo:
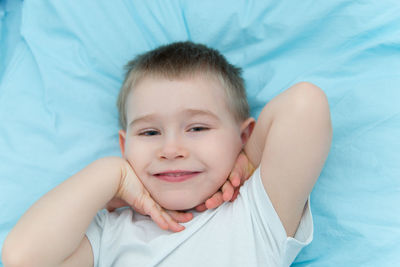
[288,81,332,138]
[2,244,24,267]
[292,81,333,140]
[291,82,329,110]
[290,82,331,120]
[2,239,36,267]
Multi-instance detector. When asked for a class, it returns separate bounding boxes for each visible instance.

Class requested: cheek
[124,139,152,173]
[201,132,242,176]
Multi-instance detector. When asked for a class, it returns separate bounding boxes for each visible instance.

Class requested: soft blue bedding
[1,1,400,266]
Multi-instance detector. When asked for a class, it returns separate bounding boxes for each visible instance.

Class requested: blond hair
[117,41,249,130]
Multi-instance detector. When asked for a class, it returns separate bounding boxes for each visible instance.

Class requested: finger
[166,210,193,223]
[161,211,185,232]
[221,181,234,202]
[142,197,185,232]
[230,154,247,186]
[229,171,241,187]
[106,206,116,212]
[149,210,169,230]
[228,158,241,186]
[205,192,224,209]
[230,188,240,202]
[194,203,207,212]
[142,198,169,230]
[105,198,128,212]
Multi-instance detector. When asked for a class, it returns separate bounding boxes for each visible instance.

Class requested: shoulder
[239,167,314,261]
[263,82,329,118]
[255,82,331,237]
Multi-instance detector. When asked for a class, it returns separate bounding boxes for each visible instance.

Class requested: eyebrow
[128,109,220,128]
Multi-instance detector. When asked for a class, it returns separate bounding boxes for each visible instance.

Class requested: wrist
[106,157,134,200]
[93,156,127,196]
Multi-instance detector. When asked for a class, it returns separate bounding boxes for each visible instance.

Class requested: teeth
[158,172,192,177]
[165,172,190,177]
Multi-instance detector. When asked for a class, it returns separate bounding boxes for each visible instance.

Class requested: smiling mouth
[153,171,202,182]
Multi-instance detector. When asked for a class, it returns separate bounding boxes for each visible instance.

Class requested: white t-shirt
[86,167,313,267]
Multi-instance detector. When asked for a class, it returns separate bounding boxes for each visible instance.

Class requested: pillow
[0,0,22,81]
[1,1,399,266]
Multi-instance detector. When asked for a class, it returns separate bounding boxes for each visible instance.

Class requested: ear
[118,129,127,157]
[239,117,256,146]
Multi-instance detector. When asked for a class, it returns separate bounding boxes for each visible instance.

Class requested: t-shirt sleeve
[86,209,107,267]
[240,167,313,265]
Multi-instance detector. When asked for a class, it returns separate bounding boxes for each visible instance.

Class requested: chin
[149,184,218,211]
[155,195,204,211]
[160,200,199,211]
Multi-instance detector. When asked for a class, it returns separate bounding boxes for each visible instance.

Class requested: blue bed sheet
[1,1,400,266]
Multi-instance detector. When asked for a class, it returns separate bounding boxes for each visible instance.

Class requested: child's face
[119,74,250,210]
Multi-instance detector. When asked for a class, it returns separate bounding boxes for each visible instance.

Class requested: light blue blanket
[1,1,400,266]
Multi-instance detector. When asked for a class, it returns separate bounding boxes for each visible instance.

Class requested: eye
[139,130,160,136]
[188,126,209,132]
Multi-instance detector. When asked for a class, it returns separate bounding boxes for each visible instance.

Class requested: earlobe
[240,118,256,145]
[118,130,126,157]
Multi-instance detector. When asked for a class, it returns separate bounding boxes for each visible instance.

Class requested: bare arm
[2,157,189,267]
[2,157,124,267]
[244,82,332,237]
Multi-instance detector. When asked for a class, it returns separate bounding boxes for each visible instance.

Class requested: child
[2,41,332,267]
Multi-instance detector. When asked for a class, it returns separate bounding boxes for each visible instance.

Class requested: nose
[157,138,189,160]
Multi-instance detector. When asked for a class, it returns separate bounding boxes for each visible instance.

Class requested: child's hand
[111,159,193,232]
[195,151,255,212]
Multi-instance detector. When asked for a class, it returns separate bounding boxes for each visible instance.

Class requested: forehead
[126,74,235,122]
